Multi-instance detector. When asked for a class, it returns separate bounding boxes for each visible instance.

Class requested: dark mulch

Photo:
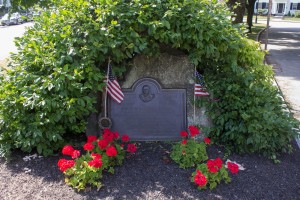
[0,140,300,200]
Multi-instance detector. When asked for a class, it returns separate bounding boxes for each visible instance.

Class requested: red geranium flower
[112,131,119,139]
[87,135,97,143]
[98,139,109,150]
[91,152,102,160]
[180,131,188,137]
[127,143,137,153]
[204,137,211,144]
[121,134,130,142]
[227,162,239,174]
[103,131,114,143]
[207,158,223,173]
[71,150,80,159]
[62,145,74,156]
[188,126,200,137]
[106,146,118,157]
[207,160,219,173]
[214,157,223,169]
[194,170,207,187]
[181,140,187,145]
[57,159,76,172]
[88,158,102,168]
[83,143,94,151]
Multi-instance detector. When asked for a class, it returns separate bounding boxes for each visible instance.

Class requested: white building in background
[255,0,300,15]
[0,0,11,8]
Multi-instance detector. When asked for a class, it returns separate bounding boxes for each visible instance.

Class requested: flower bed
[57,129,137,191]
[171,126,241,190]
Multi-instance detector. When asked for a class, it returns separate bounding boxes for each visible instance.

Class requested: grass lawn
[246,23,266,41]
[282,16,300,21]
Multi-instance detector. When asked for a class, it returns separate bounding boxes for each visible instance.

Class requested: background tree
[227,0,258,32]
[246,0,257,32]
[8,0,51,10]
[227,0,246,24]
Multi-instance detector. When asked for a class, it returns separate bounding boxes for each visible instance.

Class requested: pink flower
[204,137,211,144]
[87,135,97,143]
[188,126,200,137]
[83,143,94,151]
[180,131,188,137]
[62,145,74,156]
[127,143,137,153]
[71,150,80,159]
[121,134,130,142]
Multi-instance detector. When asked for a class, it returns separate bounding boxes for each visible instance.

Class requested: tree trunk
[227,0,246,24]
[246,0,257,33]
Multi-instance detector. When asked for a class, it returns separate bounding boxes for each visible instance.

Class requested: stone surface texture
[122,53,211,131]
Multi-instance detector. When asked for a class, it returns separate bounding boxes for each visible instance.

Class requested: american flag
[194,71,209,96]
[106,63,124,103]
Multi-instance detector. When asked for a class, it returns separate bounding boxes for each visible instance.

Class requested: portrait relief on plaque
[139,85,155,102]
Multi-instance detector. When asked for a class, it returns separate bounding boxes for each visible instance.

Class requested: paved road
[0,22,33,61]
[261,20,300,147]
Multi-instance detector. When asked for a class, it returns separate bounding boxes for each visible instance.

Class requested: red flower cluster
[180,131,188,137]
[204,137,211,144]
[71,150,80,159]
[106,146,118,157]
[227,162,239,174]
[127,144,137,153]
[103,129,115,143]
[112,131,119,139]
[62,145,74,156]
[88,158,103,168]
[98,139,109,150]
[57,159,76,172]
[188,126,200,137]
[87,135,97,143]
[181,140,187,145]
[83,143,94,151]
[194,170,207,187]
[207,157,223,173]
[91,152,102,160]
[121,134,130,142]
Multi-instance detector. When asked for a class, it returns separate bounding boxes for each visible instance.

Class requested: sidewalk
[259,20,300,147]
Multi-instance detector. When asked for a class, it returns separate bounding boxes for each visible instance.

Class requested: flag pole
[104,57,111,118]
[193,65,196,123]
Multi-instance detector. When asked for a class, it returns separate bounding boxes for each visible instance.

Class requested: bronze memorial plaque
[108,78,186,140]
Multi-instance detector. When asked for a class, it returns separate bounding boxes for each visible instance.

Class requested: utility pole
[265,0,272,50]
[255,0,260,23]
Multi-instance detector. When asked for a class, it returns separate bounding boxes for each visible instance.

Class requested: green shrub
[203,39,299,159]
[295,11,300,18]
[0,0,298,159]
[258,9,268,15]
